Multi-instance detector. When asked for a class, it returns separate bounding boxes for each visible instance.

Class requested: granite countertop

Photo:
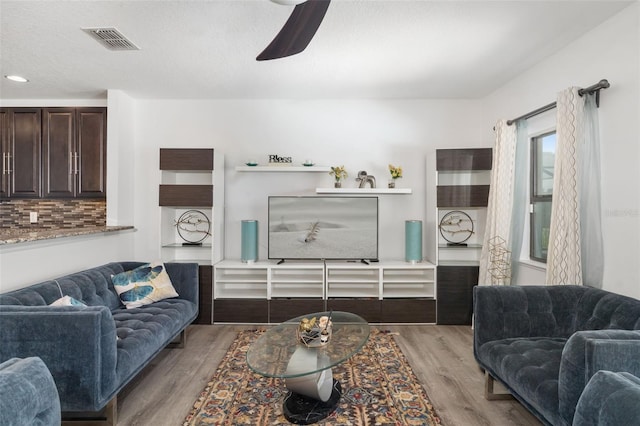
[0,226,135,245]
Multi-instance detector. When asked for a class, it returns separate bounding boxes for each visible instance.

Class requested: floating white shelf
[235,165,331,172]
[315,187,412,194]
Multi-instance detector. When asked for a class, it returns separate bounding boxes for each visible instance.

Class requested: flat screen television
[268,196,378,261]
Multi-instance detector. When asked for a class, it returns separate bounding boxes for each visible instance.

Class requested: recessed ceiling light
[5,75,29,83]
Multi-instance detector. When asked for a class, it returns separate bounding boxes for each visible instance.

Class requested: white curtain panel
[478,119,517,285]
[546,87,584,285]
[579,94,604,288]
[509,121,529,284]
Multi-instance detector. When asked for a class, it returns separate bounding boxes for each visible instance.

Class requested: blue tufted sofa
[474,285,640,426]
[0,356,61,426]
[0,261,198,424]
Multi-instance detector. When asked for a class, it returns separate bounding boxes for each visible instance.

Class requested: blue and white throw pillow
[49,295,87,307]
[111,262,179,309]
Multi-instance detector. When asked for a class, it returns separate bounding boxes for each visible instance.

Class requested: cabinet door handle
[2,153,5,174]
[6,153,11,174]
[75,152,79,175]
[70,152,74,175]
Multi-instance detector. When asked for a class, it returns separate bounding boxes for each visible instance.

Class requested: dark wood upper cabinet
[43,107,106,198]
[43,108,75,198]
[0,109,8,198]
[76,108,107,198]
[8,109,42,198]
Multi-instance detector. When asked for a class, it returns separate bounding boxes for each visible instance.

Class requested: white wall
[106,90,137,227]
[0,230,136,292]
[481,3,640,298]
[124,99,483,263]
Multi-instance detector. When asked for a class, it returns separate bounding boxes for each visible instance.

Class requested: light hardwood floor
[117,324,541,426]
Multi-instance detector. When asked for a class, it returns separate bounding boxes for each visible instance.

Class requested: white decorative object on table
[297,315,332,347]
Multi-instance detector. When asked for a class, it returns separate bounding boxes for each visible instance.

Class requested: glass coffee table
[246,311,370,424]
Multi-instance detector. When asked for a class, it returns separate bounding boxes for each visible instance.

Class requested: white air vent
[83,27,140,51]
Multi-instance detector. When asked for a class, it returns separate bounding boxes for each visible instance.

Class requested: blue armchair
[0,357,61,426]
[474,285,640,425]
[573,371,640,425]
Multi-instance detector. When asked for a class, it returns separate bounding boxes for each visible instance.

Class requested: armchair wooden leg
[484,371,514,400]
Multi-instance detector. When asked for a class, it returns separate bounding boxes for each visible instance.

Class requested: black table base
[283,379,341,424]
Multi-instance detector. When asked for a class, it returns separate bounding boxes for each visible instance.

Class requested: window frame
[529,130,556,263]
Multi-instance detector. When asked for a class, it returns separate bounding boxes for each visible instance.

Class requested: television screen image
[268,196,378,261]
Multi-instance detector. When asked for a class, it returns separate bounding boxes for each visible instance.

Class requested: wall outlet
[29,212,38,223]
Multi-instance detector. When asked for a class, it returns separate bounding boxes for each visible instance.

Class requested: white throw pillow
[49,295,87,307]
[111,262,179,309]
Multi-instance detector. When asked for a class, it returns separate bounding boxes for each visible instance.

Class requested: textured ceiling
[0,0,633,100]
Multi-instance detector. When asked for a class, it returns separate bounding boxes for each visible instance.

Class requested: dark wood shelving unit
[434,148,492,325]
[159,148,222,325]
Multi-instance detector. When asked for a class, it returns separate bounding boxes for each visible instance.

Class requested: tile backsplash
[0,199,106,230]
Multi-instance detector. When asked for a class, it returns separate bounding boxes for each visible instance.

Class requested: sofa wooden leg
[167,329,186,349]
[484,371,514,400]
[105,398,117,426]
[61,397,117,426]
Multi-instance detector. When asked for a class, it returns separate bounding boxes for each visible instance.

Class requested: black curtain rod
[506,79,610,126]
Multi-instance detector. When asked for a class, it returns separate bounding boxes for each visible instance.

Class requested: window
[530,131,556,262]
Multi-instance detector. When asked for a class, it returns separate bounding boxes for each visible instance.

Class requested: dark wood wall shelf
[437,185,490,207]
[160,148,214,170]
[158,184,213,207]
[436,148,492,171]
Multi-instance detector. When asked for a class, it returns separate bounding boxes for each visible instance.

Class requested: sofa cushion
[477,337,566,425]
[111,262,179,309]
[112,298,197,386]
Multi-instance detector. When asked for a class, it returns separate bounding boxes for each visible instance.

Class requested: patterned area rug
[184,329,442,425]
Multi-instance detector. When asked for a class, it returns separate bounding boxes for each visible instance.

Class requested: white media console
[213,259,436,323]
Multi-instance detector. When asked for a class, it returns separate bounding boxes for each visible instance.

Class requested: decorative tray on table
[296,314,332,347]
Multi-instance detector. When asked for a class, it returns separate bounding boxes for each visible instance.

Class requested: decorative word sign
[269,154,292,164]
